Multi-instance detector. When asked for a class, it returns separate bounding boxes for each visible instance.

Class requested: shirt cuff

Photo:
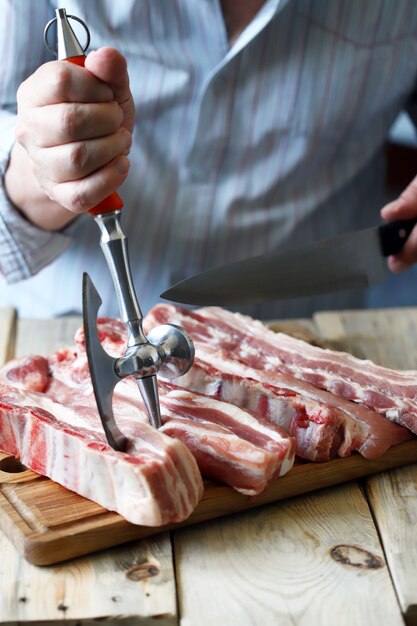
[0,117,74,284]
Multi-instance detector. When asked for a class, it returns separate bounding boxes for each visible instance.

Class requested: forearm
[4,142,76,231]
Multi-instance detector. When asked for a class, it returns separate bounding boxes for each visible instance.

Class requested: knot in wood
[330,544,384,569]
[125,561,160,581]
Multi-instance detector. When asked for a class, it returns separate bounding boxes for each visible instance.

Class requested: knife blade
[161,219,417,306]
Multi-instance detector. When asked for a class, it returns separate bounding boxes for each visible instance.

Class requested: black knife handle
[379,218,417,256]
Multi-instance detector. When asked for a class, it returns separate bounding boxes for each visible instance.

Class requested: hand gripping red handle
[67,55,124,216]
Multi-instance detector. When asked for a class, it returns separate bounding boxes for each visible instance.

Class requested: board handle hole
[0,456,28,474]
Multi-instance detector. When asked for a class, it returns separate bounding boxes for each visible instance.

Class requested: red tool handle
[67,55,124,216]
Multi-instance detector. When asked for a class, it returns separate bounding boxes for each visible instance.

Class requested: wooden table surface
[1,307,417,626]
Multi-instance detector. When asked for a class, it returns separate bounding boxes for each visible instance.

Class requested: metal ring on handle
[43,14,90,57]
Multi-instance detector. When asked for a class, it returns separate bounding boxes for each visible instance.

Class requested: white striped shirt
[1,0,417,319]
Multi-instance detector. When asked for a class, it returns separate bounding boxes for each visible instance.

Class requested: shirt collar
[224,0,290,61]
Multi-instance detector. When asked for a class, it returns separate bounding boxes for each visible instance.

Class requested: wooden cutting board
[1,310,417,566]
[2,442,417,566]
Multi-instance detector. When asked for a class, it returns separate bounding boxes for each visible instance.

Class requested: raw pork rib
[144,305,413,461]
[0,357,203,526]
[158,382,295,494]
[49,331,295,496]
[0,324,295,520]
[184,307,417,434]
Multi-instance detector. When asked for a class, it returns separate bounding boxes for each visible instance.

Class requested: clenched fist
[5,47,134,230]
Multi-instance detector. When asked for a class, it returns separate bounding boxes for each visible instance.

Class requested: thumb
[85,47,135,132]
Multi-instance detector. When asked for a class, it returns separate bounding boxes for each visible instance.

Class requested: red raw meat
[144,305,414,460]
[0,372,203,526]
[158,382,295,494]
[0,320,295,520]
[46,340,295,496]
[192,307,417,434]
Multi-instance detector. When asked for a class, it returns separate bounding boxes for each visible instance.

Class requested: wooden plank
[314,308,417,625]
[0,307,16,366]
[0,530,177,625]
[313,307,417,368]
[266,318,329,347]
[15,316,82,358]
[0,316,178,625]
[174,482,404,626]
[367,466,417,626]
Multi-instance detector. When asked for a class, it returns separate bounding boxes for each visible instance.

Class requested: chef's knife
[161,219,417,305]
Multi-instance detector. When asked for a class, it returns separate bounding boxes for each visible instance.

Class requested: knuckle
[14,108,34,148]
[50,62,73,98]
[68,141,88,171]
[42,181,57,202]
[16,74,37,107]
[60,103,80,138]
[16,81,27,106]
[14,119,28,145]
